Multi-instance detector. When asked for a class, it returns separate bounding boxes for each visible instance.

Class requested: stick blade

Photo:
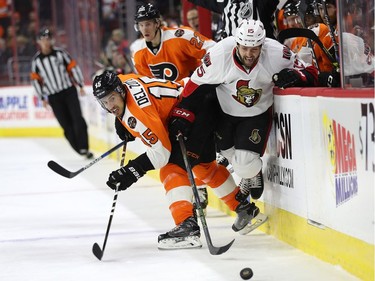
[208,238,235,255]
[47,161,75,178]
[92,243,103,260]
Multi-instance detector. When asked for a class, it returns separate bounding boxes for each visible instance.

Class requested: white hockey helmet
[235,19,266,47]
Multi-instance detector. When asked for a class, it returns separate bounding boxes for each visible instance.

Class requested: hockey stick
[278,28,339,71]
[124,54,136,73]
[92,143,127,260]
[47,141,126,178]
[177,133,235,255]
[321,0,339,62]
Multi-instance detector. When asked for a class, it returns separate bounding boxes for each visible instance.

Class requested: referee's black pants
[48,86,89,155]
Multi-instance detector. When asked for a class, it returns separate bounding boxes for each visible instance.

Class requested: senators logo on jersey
[149,63,179,81]
[249,129,261,144]
[232,80,262,108]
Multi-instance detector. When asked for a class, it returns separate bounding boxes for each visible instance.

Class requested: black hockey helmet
[134,3,160,23]
[283,1,301,17]
[316,0,336,6]
[37,27,53,39]
[93,70,125,111]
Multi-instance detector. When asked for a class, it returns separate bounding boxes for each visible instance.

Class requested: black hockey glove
[168,107,195,139]
[272,68,307,89]
[106,160,145,191]
[115,117,135,142]
[318,70,340,88]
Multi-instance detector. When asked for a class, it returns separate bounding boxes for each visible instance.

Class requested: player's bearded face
[100,92,125,118]
[138,20,159,42]
[237,45,262,68]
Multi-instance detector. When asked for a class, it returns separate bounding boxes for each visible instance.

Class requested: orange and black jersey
[117,73,183,171]
[290,23,336,72]
[132,26,215,82]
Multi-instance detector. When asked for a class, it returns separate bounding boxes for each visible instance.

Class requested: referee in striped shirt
[188,0,278,40]
[30,27,93,159]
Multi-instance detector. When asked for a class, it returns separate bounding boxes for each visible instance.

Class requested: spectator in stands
[186,7,199,31]
[0,0,11,38]
[0,37,9,74]
[105,28,129,64]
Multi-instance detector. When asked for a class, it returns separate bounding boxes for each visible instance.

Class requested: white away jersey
[187,37,308,117]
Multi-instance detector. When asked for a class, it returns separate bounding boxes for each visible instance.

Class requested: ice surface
[0,138,359,281]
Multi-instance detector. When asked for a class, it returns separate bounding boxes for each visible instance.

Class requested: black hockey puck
[240,267,253,280]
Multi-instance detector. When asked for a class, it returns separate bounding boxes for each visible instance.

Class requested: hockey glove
[318,70,340,88]
[115,117,135,142]
[106,160,145,191]
[168,107,195,139]
[272,68,307,89]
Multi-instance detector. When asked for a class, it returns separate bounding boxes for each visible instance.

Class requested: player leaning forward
[92,71,262,250]
[169,20,318,203]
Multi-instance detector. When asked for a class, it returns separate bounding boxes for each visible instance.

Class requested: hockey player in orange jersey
[280,1,339,86]
[282,1,333,73]
[131,3,215,82]
[92,70,257,250]
[131,3,215,210]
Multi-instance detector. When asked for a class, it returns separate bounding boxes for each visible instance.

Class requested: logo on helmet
[235,19,266,47]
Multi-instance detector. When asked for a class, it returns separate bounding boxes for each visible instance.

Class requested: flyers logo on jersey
[149,63,179,81]
[232,80,262,107]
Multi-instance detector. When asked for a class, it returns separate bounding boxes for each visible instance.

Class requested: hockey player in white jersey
[169,19,318,216]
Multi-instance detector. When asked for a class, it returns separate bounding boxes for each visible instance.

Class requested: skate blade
[158,236,202,250]
[239,213,268,235]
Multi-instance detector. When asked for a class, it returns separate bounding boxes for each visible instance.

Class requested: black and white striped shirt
[30,47,84,99]
[188,0,278,39]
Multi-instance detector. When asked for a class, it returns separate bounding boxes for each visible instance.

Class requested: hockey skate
[238,171,264,201]
[158,216,202,250]
[79,149,94,160]
[232,194,268,235]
